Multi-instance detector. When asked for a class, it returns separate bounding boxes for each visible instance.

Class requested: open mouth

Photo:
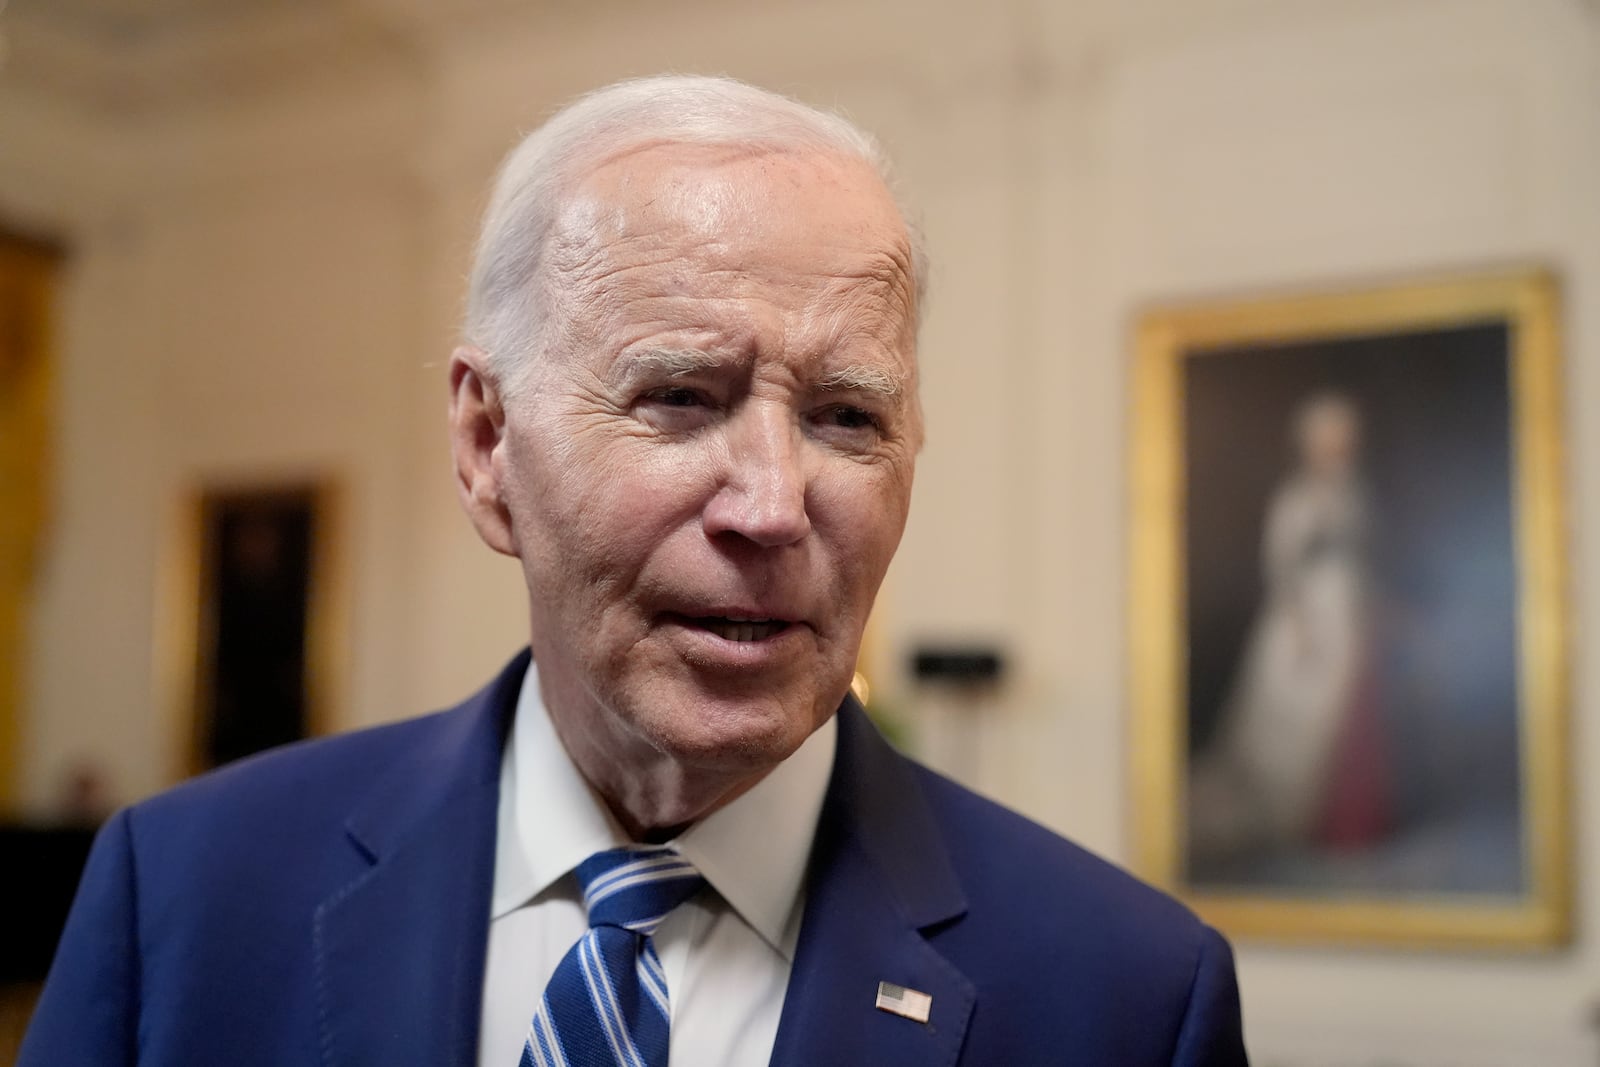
[683,616,792,642]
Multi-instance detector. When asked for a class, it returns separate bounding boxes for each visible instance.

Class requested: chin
[635,692,827,772]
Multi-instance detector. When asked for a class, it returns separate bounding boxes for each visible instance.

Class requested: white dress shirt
[477,661,837,1067]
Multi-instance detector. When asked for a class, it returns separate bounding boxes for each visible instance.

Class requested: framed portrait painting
[1128,270,1570,948]
[161,480,345,779]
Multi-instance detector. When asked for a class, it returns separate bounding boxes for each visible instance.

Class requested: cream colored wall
[4,0,1598,1061]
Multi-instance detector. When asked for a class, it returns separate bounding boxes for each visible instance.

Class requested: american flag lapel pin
[875,981,933,1024]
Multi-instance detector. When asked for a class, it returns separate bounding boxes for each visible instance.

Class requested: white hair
[462,74,927,392]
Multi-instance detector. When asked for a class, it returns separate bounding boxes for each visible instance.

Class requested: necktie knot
[575,846,704,937]
[524,847,702,1067]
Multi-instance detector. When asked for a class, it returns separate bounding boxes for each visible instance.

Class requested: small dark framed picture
[1128,270,1569,948]
[164,481,343,777]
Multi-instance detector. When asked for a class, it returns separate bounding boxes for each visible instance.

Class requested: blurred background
[1,0,1597,1062]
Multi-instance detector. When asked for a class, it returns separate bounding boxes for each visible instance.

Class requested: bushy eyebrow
[622,346,904,398]
[815,365,902,398]
[626,347,727,377]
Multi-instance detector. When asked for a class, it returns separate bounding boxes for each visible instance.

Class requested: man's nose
[702,406,811,547]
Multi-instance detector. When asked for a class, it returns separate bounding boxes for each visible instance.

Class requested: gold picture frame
[1128,269,1569,948]
[0,232,59,814]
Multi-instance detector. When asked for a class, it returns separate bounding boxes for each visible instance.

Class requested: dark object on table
[910,646,1005,684]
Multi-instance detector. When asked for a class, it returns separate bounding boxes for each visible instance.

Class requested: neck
[581,734,771,842]
[538,680,775,842]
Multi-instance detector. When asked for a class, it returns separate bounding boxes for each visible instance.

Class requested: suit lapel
[314,652,525,1067]
[309,662,976,1066]
[770,700,976,1067]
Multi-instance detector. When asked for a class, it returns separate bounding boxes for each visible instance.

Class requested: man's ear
[448,345,518,557]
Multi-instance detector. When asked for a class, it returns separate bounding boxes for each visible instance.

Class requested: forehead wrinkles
[542,147,917,356]
[545,150,748,279]
[540,205,692,356]
[809,246,916,347]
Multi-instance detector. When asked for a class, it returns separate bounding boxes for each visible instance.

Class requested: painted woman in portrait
[1189,392,1391,869]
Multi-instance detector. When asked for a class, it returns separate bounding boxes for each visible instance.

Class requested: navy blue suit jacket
[22,652,1247,1065]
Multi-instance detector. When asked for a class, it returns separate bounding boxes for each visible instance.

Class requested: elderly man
[22,76,1247,1066]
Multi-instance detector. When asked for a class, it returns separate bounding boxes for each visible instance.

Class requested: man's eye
[651,387,706,408]
[820,406,880,431]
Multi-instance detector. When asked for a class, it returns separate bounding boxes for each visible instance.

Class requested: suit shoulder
[909,761,1213,954]
[904,765,1246,1063]
[130,652,526,835]
[130,707,467,834]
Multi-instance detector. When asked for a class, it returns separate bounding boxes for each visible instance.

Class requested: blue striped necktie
[522,847,705,1067]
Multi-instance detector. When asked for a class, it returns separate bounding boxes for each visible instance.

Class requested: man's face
[482,143,920,779]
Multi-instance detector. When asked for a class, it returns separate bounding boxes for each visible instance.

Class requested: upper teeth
[707,619,781,642]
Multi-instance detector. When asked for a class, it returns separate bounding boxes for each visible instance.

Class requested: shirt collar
[490,659,837,962]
